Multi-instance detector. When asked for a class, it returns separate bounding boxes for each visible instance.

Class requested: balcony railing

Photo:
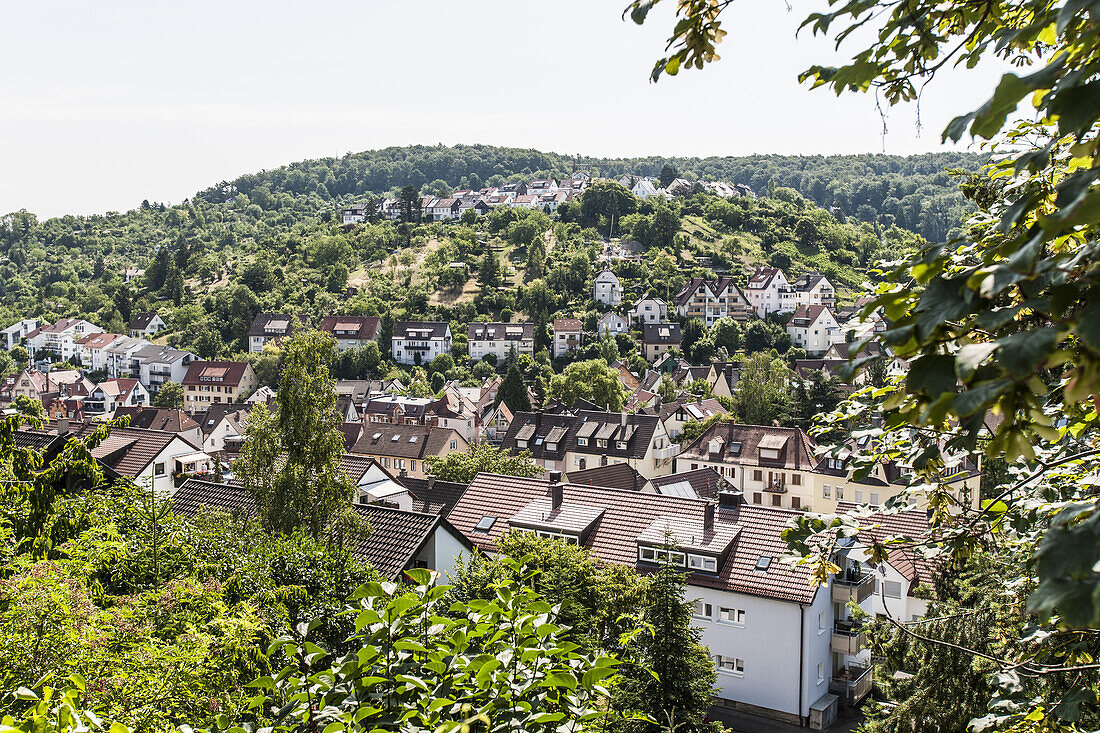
[831,621,867,655]
[830,665,873,706]
[832,571,874,604]
[653,444,680,461]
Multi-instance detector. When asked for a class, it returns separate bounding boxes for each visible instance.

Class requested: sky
[0,1,1009,219]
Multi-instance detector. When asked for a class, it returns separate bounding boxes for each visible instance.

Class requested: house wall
[392,337,450,365]
[416,527,470,580]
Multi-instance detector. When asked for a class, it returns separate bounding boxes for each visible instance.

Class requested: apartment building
[467,322,535,362]
[672,278,753,325]
[391,322,452,365]
[181,360,258,412]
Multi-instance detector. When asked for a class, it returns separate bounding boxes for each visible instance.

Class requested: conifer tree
[496,362,531,413]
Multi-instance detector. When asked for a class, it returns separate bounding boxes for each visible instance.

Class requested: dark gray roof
[397,476,470,516]
[393,321,450,340]
[172,478,254,517]
[467,322,535,342]
[641,323,681,345]
[351,504,445,580]
[565,462,646,492]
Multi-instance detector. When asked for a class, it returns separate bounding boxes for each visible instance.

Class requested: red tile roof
[450,474,821,604]
[182,360,252,387]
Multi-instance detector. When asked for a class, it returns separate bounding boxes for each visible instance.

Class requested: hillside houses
[467,322,534,362]
[673,278,753,325]
[319,315,381,350]
[392,322,452,364]
[247,313,307,353]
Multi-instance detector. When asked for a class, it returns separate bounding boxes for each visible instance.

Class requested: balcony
[653,444,681,461]
[832,570,874,604]
[830,665,873,706]
[831,621,867,655]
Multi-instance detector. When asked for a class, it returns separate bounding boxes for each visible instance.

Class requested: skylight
[475,516,497,532]
[754,556,772,572]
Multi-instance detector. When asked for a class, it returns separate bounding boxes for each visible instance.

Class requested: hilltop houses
[673,278,753,325]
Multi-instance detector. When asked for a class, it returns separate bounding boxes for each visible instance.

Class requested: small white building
[597,312,630,335]
[1,319,38,350]
[745,267,791,318]
[76,333,128,371]
[27,318,99,360]
[392,322,452,365]
[551,319,582,359]
[630,295,668,325]
[467,322,535,362]
[779,273,836,314]
[593,268,622,306]
[128,312,167,339]
[631,178,660,199]
[85,378,150,414]
[787,306,843,356]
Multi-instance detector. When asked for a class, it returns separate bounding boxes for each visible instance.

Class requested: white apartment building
[630,295,668,325]
[391,322,452,365]
[593,268,622,306]
[467,322,535,362]
[787,305,843,356]
[744,266,791,317]
[1,319,38,350]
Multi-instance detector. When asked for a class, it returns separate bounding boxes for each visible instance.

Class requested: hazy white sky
[0,1,1007,219]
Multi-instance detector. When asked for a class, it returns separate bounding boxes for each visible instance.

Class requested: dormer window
[759,448,780,460]
[616,441,628,450]
[517,439,528,449]
[577,437,588,447]
[708,439,723,454]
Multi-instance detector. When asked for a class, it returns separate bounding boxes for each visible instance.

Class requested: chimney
[548,469,563,483]
[704,501,715,532]
[620,411,627,426]
[717,489,743,509]
[551,482,564,510]
[57,418,70,437]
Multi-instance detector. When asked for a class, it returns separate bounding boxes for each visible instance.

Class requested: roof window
[475,516,497,532]
[754,556,772,572]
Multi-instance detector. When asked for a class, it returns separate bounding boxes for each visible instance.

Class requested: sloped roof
[172,478,254,517]
[319,316,380,341]
[352,504,473,581]
[393,321,449,340]
[565,462,646,492]
[115,407,200,434]
[641,323,681,345]
[650,467,726,500]
[467,322,534,342]
[397,476,470,516]
[450,474,820,604]
[680,423,817,470]
[128,312,160,330]
[836,502,936,596]
[67,423,199,477]
[351,424,459,459]
[552,318,582,332]
[247,313,306,338]
[182,361,252,387]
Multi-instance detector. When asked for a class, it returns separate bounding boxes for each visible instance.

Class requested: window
[714,655,744,676]
[823,484,831,498]
[154,462,166,476]
[836,486,844,500]
[759,448,779,460]
[817,662,825,683]
[638,546,656,562]
[578,437,588,447]
[450,440,458,450]
[818,612,825,633]
[792,496,801,510]
[688,554,718,573]
[771,495,782,507]
[475,516,497,532]
[753,492,762,504]
[883,580,902,599]
[718,607,746,625]
[791,474,801,486]
[753,470,762,481]
[517,439,528,449]
[870,492,880,505]
[414,559,429,569]
[411,461,418,472]
[691,600,713,620]
[855,489,863,502]
[383,457,391,468]
[754,556,772,572]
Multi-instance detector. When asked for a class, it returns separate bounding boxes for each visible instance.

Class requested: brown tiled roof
[450,474,820,604]
[115,407,200,434]
[338,454,389,483]
[352,504,471,581]
[247,313,307,338]
[672,277,748,308]
[172,478,254,517]
[837,502,936,595]
[501,410,660,462]
[398,476,470,517]
[788,305,833,327]
[319,316,380,341]
[351,424,459,460]
[192,404,243,434]
[565,462,646,492]
[552,318,582,331]
[182,360,251,387]
[680,423,817,471]
[67,423,199,478]
[76,332,125,348]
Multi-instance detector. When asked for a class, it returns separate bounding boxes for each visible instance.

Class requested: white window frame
[718,607,746,626]
[691,600,713,620]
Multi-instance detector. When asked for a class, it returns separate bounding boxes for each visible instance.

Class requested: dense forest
[196,145,982,242]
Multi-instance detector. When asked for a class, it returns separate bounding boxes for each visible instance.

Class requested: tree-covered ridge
[195,144,982,242]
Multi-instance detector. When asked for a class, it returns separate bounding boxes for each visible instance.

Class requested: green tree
[658,163,679,188]
[613,556,718,733]
[423,442,543,484]
[235,331,359,542]
[151,381,183,408]
[10,345,29,372]
[549,359,626,411]
[398,184,421,223]
[732,352,791,426]
[11,395,44,419]
[496,362,532,413]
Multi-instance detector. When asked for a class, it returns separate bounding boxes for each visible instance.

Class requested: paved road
[709,707,864,733]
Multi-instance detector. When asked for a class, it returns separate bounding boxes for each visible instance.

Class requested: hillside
[0,145,963,375]
[196,144,983,242]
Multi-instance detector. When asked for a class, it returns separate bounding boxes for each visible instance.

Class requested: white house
[1,319,38,350]
[76,333,128,371]
[673,278,753,325]
[779,273,836,314]
[247,313,305,354]
[630,295,668,325]
[342,201,374,225]
[202,408,249,454]
[319,316,381,351]
[130,344,197,394]
[65,423,211,496]
[467,322,535,362]
[745,266,791,318]
[551,319,583,359]
[85,378,150,414]
[631,178,659,199]
[450,476,874,728]
[27,318,99,360]
[103,337,151,380]
[593,267,622,306]
[786,305,843,356]
[128,312,167,339]
[392,322,452,365]
[597,312,630,335]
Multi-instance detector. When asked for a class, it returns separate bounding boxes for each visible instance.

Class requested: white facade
[593,269,622,306]
[468,329,534,362]
[78,335,128,371]
[745,269,791,318]
[787,307,843,356]
[29,319,98,360]
[632,179,659,199]
[630,296,668,325]
[392,324,452,365]
[103,338,150,380]
[597,312,629,335]
[85,380,150,414]
[129,313,167,338]
[132,346,197,393]
[2,319,38,350]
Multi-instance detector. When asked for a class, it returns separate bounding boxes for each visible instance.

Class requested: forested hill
[197,144,984,242]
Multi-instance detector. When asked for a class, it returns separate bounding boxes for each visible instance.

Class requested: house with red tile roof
[449,474,870,725]
[318,315,380,351]
[181,361,258,412]
[551,318,582,359]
